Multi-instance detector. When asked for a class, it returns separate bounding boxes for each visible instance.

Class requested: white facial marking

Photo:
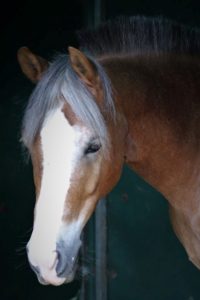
[27,105,100,285]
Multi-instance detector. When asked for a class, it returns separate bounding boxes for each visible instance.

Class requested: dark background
[1,0,200,299]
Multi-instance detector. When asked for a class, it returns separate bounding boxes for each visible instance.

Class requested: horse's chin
[37,272,76,286]
[36,264,77,286]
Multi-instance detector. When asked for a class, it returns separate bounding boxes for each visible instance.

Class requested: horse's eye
[84,143,101,155]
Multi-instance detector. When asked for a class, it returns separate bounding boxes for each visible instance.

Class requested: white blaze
[28,106,80,273]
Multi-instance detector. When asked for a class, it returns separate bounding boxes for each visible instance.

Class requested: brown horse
[17,16,200,285]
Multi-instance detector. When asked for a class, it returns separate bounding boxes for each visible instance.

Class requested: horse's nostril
[56,249,68,276]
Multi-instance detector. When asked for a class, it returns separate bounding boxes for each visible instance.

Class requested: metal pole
[94,0,105,26]
[79,230,86,300]
[94,1,107,299]
[80,1,107,299]
[95,198,107,300]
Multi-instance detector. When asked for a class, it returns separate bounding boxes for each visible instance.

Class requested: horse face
[18,46,126,285]
[27,103,124,286]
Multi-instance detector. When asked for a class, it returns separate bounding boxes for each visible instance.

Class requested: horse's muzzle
[26,239,80,285]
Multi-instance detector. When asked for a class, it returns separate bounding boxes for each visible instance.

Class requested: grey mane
[78,16,200,57]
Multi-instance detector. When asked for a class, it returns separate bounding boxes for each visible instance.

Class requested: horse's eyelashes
[84,143,101,155]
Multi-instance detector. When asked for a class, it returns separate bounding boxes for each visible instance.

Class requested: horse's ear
[17,47,49,83]
[68,47,100,91]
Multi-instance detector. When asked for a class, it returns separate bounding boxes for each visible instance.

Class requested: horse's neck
[102,54,200,268]
[103,55,200,213]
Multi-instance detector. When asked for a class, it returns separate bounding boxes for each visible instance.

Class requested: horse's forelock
[21,54,115,156]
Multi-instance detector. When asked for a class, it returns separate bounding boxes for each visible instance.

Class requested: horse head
[18,47,127,285]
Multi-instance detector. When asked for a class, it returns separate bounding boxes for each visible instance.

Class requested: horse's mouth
[37,269,77,286]
[36,257,79,286]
